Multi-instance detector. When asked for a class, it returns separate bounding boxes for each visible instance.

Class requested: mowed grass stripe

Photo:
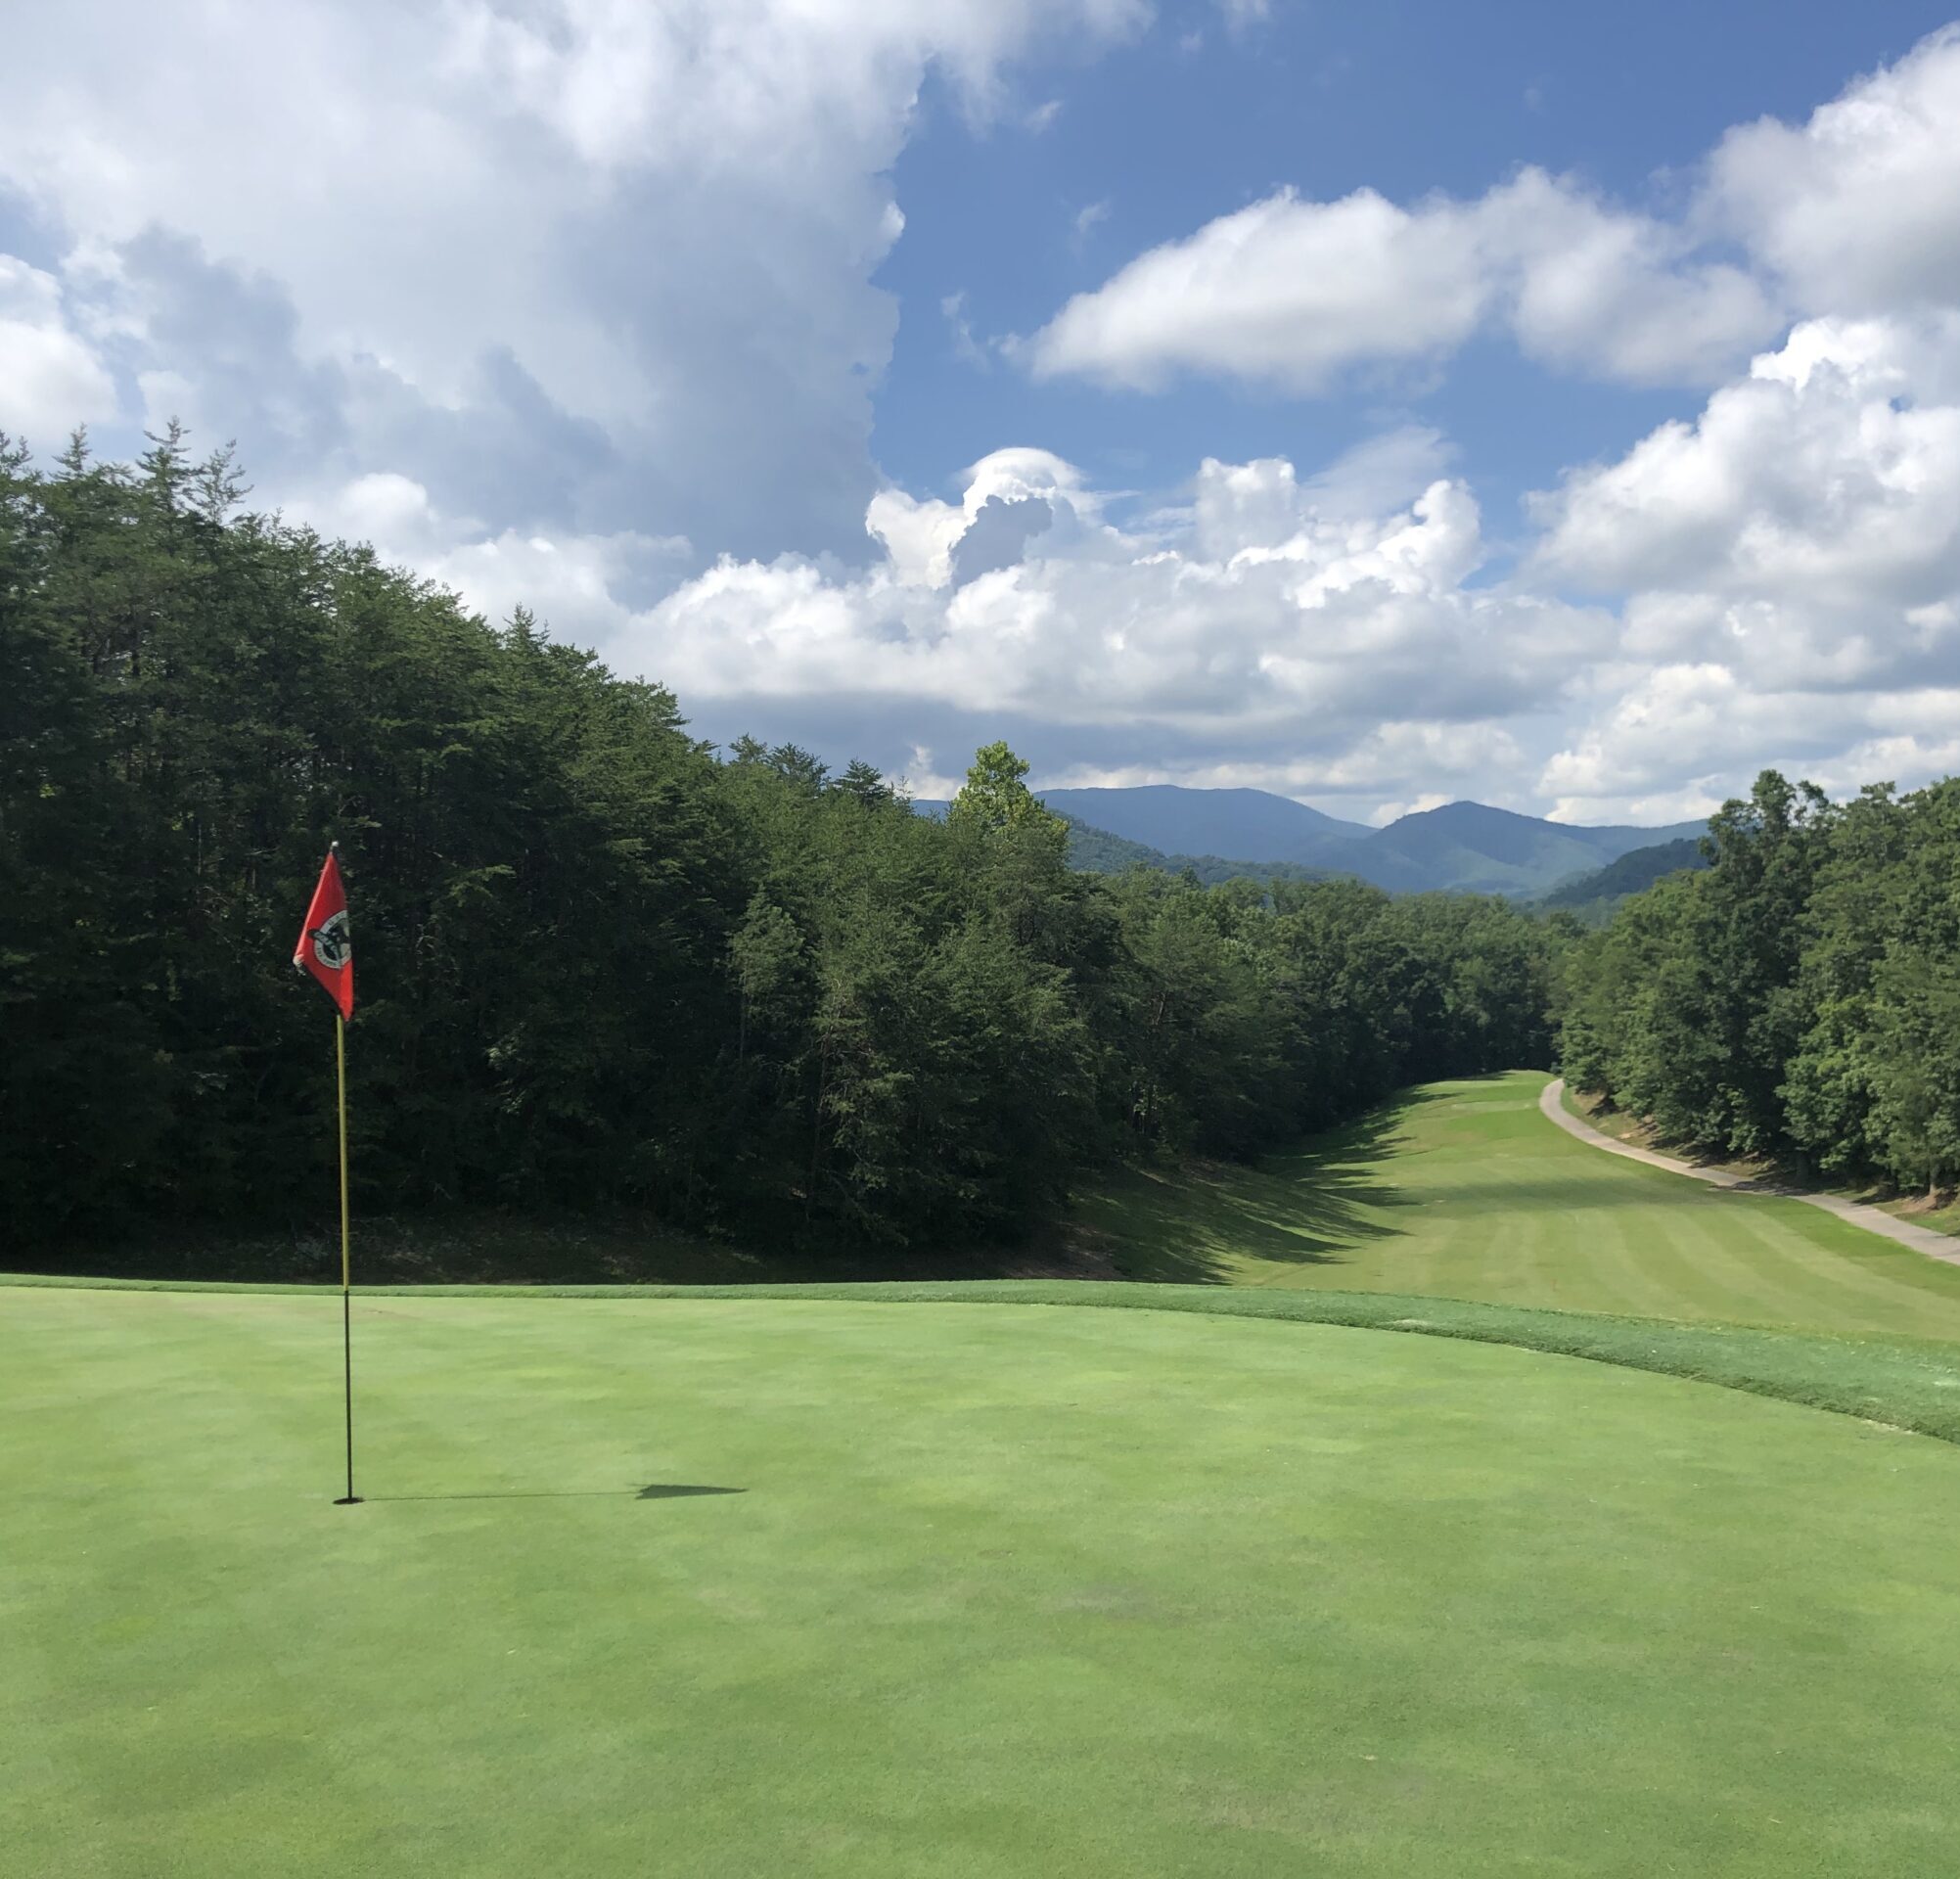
[1078,1073,1960,1339]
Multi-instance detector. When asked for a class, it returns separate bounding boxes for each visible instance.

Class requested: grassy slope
[1075,1074,1960,1336]
[7,1285,1960,1878]
[1560,1081,1960,1241]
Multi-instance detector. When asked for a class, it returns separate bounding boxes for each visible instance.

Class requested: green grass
[1560,1079,1960,1241]
[16,1075,1960,1874]
[12,1272,1960,1443]
[8,1283,1960,1878]
[1076,1073,1960,1337]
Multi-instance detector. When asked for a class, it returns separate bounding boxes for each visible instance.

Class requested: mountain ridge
[1034,785,1371,860]
[922,783,1706,898]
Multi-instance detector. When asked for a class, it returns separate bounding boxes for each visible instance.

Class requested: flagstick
[334,1011,361,1506]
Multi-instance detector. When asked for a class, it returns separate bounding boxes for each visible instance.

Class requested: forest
[1560,770,1960,1195]
[2,435,1562,1259]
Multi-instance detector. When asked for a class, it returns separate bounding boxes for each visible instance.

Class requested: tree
[946,741,1063,844]
[831,758,897,808]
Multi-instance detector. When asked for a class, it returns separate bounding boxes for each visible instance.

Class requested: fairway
[1081,1072,1960,1337]
[8,1283,1960,1877]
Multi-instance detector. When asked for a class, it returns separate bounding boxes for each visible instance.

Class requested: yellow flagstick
[334,1011,360,1505]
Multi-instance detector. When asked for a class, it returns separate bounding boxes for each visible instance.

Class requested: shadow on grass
[368,1484,745,1504]
[18,1203,1104,1290]
[1073,1104,1426,1285]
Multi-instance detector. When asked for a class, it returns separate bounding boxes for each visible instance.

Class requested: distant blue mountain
[1346,802,1707,897]
[914,783,1706,898]
[1033,785,1371,861]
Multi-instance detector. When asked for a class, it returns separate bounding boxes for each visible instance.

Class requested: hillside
[1538,837,1709,923]
[1061,815,1329,887]
[1350,802,1707,897]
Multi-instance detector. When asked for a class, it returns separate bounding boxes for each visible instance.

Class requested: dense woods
[2,435,1562,1259]
[1560,771,1960,1195]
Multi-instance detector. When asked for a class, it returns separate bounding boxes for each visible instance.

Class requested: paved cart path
[1540,1077,1960,1269]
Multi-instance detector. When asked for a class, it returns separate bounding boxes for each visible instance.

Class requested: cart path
[1539,1077,1960,1269]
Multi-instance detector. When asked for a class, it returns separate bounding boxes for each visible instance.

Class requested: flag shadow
[367,1484,745,1504]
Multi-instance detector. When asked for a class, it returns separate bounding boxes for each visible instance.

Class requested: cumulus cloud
[307,470,692,637]
[1539,667,1960,824]
[1026,26,1960,397]
[1023,187,1490,392]
[1513,30,1960,820]
[1531,314,1960,818]
[0,0,1144,562]
[9,9,1960,827]
[516,444,1610,816]
[1024,169,1780,392]
[0,255,117,444]
[1532,317,1960,680]
[1710,25,1960,314]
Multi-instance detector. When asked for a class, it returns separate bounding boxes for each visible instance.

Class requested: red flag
[295,848,355,1021]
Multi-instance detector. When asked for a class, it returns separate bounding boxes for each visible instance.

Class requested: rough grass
[1561,1080,1960,1240]
[7,1285,1960,1878]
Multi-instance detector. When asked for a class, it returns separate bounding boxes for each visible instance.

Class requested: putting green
[7,1285,1959,1876]
[1081,1073,1960,1337]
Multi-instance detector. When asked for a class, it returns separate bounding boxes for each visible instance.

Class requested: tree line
[2,435,1563,1260]
[1559,770,1960,1195]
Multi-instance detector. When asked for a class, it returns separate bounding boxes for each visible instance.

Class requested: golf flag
[295,848,354,1021]
[296,843,362,1504]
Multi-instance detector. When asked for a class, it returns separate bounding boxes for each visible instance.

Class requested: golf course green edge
[10,1269,1960,1445]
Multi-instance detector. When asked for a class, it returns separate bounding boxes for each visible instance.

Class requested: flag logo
[310,911,350,972]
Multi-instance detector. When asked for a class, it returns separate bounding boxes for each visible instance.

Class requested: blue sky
[876,0,1951,537]
[5,2,1960,824]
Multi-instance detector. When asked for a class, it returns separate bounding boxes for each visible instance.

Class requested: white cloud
[1027,27,1960,398]
[1528,310,1960,819]
[1024,186,1490,391]
[1710,25,1960,315]
[10,9,1960,827]
[1490,171,1778,388]
[0,0,1144,561]
[540,445,1610,811]
[1006,27,1960,818]
[1539,665,1960,823]
[866,447,1092,589]
[1024,168,1780,391]
[277,398,1960,822]
[1531,316,1960,682]
[301,470,691,642]
[0,255,117,443]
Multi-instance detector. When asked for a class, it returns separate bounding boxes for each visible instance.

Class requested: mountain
[1035,786,1370,861]
[1060,815,1331,888]
[1345,802,1707,898]
[1536,837,1709,924]
[918,782,1705,898]
[1059,816,1168,873]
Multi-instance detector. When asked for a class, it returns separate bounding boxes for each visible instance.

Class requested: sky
[4,1,1959,825]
